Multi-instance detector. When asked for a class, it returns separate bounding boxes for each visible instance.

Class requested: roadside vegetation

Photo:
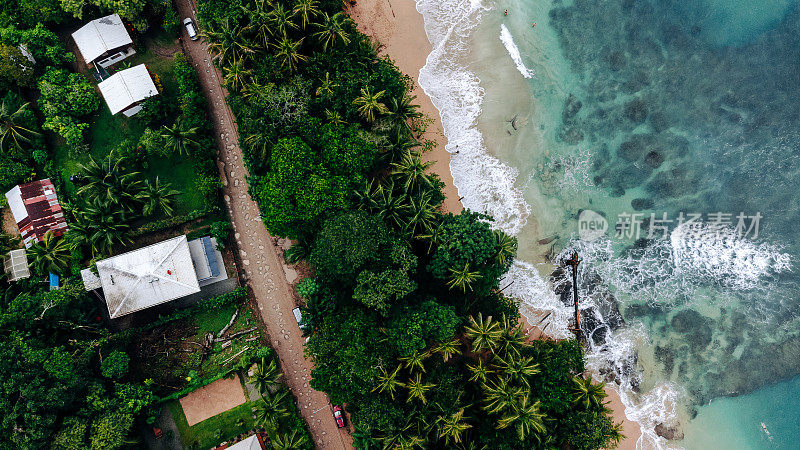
[195,0,624,448]
[0,2,306,449]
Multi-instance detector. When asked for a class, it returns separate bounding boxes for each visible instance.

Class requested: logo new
[578,210,607,242]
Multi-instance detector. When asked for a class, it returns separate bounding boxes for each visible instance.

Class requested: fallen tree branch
[217,308,239,338]
[221,346,250,365]
[213,327,257,343]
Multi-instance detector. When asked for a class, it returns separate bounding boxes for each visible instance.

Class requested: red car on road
[332,405,345,428]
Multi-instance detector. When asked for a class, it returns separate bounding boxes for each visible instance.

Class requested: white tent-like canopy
[98,64,158,116]
[4,249,30,281]
[71,14,133,64]
[96,235,200,319]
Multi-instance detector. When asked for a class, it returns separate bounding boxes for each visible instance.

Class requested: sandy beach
[350,0,642,447]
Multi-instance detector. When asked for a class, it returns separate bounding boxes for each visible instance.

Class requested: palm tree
[493,355,539,388]
[352,87,389,123]
[293,0,320,29]
[255,390,290,433]
[222,57,253,91]
[355,179,410,231]
[447,263,482,292]
[404,192,438,238]
[313,12,351,51]
[250,357,283,395]
[160,119,199,156]
[572,375,608,412]
[67,198,133,256]
[496,314,526,358]
[77,151,143,209]
[496,395,546,441]
[387,93,422,138]
[390,150,434,193]
[380,134,421,165]
[242,0,273,47]
[399,350,429,373]
[316,72,338,98]
[268,3,298,37]
[270,429,308,449]
[464,313,501,353]
[466,358,492,384]
[482,376,524,415]
[203,18,254,64]
[244,130,271,162]
[404,373,435,404]
[271,35,307,72]
[437,409,472,445]
[27,230,70,274]
[494,230,517,268]
[372,364,403,399]
[324,109,346,126]
[136,177,179,217]
[432,339,461,362]
[0,100,39,154]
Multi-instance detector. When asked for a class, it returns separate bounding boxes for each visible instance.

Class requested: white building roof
[97,235,200,319]
[71,14,133,64]
[81,268,102,290]
[5,185,27,223]
[98,64,158,115]
[4,249,30,281]
[226,435,261,450]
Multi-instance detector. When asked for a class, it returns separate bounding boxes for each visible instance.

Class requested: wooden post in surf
[564,252,581,338]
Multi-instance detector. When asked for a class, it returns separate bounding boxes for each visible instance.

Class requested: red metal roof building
[5,179,68,248]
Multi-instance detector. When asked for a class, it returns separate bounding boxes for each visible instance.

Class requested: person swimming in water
[504,9,508,16]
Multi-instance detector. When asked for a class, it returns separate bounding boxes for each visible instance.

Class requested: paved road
[174,1,352,448]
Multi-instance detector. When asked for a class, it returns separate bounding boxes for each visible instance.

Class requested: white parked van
[292,307,304,330]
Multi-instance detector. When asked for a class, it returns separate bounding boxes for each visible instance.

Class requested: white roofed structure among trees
[97,64,158,116]
[71,14,135,68]
[96,235,201,319]
[4,249,30,281]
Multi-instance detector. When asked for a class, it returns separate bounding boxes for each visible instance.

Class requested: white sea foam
[499,24,535,78]
[414,0,530,235]
[410,0,760,448]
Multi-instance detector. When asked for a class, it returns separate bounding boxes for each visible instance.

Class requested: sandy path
[175,0,352,448]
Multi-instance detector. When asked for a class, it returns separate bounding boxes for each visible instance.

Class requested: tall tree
[136,177,179,217]
[313,12,351,51]
[353,87,389,123]
[160,119,199,156]
[572,375,608,412]
[27,230,70,274]
[271,35,307,72]
[0,100,40,153]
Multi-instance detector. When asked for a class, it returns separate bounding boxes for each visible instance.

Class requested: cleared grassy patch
[167,396,263,450]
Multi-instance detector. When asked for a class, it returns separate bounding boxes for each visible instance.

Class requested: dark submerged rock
[624,98,648,123]
[644,150,664,168]
[562,93,583,121]
[631,197,654,211]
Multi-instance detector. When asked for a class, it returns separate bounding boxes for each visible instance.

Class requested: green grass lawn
[167,396,264,450]
[54,47,206,213]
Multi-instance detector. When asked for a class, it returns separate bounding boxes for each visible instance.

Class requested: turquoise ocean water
[415,0,800,447]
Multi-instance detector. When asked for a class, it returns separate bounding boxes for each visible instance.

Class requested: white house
[72,14,135,68]
[83,235,227,319]
[97,64,158,116]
